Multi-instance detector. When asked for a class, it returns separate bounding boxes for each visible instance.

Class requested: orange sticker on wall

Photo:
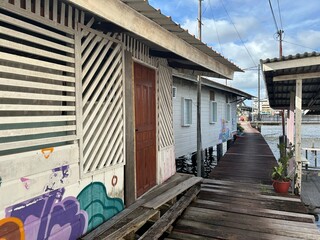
[0,217,25,240]
[41,148,54,159]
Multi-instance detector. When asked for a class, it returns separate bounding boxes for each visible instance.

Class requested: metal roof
[261,52,320,110]
[120,0,242,73]
[173,72,253,99]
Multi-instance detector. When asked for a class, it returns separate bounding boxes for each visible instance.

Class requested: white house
[0,0,241,239]
[173,74,252,159]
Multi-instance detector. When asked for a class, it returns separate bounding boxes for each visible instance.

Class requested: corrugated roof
[121,0,242,72]
[261,52,320,110]
[173,72,253,99]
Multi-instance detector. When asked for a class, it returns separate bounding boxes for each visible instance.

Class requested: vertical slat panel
[44,0,49,18]
[68,5,72,27]
[25,0,31,11]
[52,0,58,22]
[60,2,65,25]
[35,0,40,14]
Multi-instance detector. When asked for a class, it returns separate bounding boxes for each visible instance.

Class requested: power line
[268,0,279,32]
[277,0,283,30]
[282,40,318,51]
[207,0,223,54]
[220,0,257,67]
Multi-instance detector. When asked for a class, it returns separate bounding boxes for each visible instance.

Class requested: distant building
[173,74,252,158]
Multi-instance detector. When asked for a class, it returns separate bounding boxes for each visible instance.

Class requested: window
[210,91,215,101]
[172,87,177,98]
[182,98,192,126]
[210,101,218,123]
[226,104,231,122]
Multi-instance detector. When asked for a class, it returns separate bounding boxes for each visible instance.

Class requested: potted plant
[271,144,294,193]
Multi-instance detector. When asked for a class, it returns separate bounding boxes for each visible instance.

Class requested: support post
[217,143,223,162]
[197,75,202,177]
[294,78,302,195]
[287,91,295,145]
[257,64,261,121]
[196,0,203,177]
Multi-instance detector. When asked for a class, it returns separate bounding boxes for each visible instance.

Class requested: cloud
[148,0,320,104]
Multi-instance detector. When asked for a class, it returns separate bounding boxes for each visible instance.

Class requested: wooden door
[134,62,157,197]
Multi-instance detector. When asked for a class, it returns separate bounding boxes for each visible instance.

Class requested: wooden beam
[139,185,201,239]
[273,72,320,82]
[287,91,295,145]
[66,0,235,79]
[294,79,303,195]
[143,177,202,209]
[124,50,136,206]
[263,56,320,72]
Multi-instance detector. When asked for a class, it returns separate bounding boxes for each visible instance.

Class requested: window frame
[209,100,218,124]
[226,103,231,122]
[181,97,192,126]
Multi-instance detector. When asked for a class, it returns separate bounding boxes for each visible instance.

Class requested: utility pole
[196,0,203,177]
[278,29,286,138]
[257,64,261,121]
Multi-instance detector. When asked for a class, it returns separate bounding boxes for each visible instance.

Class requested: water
[261,124,320,227]
[261,124,320,166]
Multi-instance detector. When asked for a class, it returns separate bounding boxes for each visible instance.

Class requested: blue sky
[148,0,320,101]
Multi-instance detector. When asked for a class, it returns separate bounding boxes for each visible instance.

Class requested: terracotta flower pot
[272,180,291,193]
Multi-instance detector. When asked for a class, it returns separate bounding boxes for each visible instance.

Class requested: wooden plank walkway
[167,122,320,240]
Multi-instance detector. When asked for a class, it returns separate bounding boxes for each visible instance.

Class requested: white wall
[173,78,237,158]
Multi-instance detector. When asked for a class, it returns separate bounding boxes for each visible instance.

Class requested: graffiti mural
[0,217,25,240]
[5,188,87,240]
[219,119,231,143]
[44,165,70,192]
[77,182,124,232]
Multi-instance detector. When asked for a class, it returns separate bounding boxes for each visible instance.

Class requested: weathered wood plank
[94,207,159,240]
[0,135,77,151]
[193,199,314,223]
[168,231,219,240]
[139,185,201,240]
[174,219,300,240]
[0,125,76,138]
[0,78,75,93]
[0,26,74,53]
[143,177,203,209]
[185,207,319,233]
[0,115,76,124]
[0,66,75,83]
[0,39,74,63]
[0,91,75,102]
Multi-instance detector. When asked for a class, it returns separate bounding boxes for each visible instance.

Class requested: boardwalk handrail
[302,147,320,169]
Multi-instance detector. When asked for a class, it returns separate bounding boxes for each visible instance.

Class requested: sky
[148,0,320,103]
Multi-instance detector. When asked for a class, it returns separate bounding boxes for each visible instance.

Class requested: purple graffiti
[44,165,70,192]
[5,188,88,240]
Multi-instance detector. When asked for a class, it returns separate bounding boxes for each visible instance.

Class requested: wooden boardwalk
[167,122,320,240]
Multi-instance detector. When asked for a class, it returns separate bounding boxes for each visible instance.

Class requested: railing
[302,147,320,169]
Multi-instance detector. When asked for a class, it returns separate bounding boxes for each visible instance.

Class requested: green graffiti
[77,182,124,232]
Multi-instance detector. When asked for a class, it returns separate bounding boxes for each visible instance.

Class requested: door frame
[124,55,159,205]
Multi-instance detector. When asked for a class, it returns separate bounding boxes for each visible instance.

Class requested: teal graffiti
[77,182,124,232]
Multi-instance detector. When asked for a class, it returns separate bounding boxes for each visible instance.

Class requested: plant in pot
[271,144,294,193]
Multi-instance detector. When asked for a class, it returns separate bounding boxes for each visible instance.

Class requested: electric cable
[220,0,257,67]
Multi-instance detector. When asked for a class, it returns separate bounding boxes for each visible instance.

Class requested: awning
[67,0,242,79]
[173,72,253,100]
[261,52,320,110]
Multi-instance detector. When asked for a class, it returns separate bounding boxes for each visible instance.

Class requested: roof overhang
[66,0,242,79]
[261,52,320,110]
[173,72,253,99]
